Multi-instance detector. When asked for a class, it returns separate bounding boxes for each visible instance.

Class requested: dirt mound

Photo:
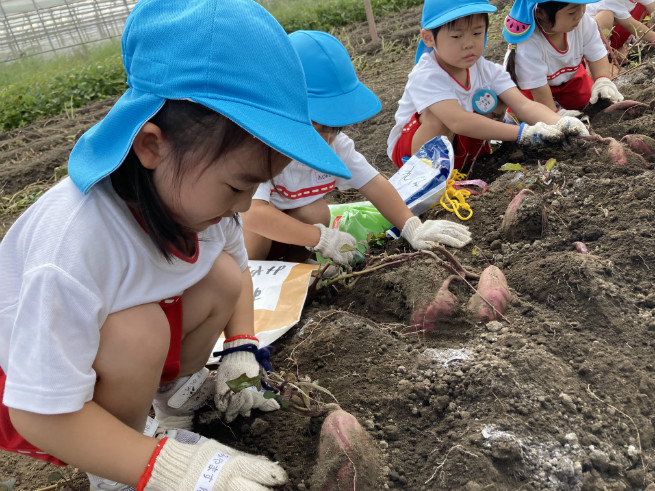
[2,2,655,490]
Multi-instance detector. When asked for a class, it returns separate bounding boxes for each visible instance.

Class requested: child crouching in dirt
[388,0,589,171]
[503,0,624,116]
[586,0,655,58]
[242,30,472,267]
[0,1,352,489]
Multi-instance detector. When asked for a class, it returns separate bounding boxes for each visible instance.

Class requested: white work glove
[214,338,279,423]
[307,224,357,265]
[557,108,583,118]
[589,76,624,104]
[400,216,472,249]
[143,433,288,490]
[556,116,589,136]
[516,122,564,146]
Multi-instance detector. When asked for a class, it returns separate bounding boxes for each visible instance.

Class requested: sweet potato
[607,137,627,165]
[467,265,511,323]
[311,409,380,491]
[573,241,589,254]
[501,188,546,242]
[602,100,649,119]
[602,100,648,112]
[620,134,655,157]
[501,188,534,240]
[410,276,459,331]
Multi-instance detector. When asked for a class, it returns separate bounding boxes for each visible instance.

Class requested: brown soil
[2,3,655,490]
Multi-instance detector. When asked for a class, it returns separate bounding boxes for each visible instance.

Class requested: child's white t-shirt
[0,178,248,415]
[254,132,379,210]
[387,53,516,159]
[511,14,607,90]
[586,0,655,20]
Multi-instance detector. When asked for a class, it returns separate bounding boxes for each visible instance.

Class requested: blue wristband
[516,122,526,143]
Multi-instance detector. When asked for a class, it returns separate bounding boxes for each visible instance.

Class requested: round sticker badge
[472,89,497,115]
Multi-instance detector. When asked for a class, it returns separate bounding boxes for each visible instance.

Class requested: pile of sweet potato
[411,265,511,329]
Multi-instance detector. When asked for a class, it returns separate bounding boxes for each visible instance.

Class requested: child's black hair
[111,99,276,260]
[430,13,489,39]
[506,1,569,85]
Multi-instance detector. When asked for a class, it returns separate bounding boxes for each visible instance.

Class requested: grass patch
[0,0,422,133]
[0,40,126,132]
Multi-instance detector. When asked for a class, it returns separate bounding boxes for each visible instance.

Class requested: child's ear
[133,122,165,170]
[421,28,436,48]
[533,8,548,28]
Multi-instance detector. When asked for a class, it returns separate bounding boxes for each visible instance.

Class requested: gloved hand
[307,224,357,265]
[142,434,288,490]
[556,116,589,136]
[401,216,472,249]
[516,122,564,146]
[214,338,279,423]
[557,108,583,118]
[589,76,624,104]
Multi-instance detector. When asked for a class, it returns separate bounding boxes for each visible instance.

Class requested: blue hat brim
[69,88,352,194]
[69,89,164,194]
[503,0,601,44]
[308,82,381,127]
[423,3,497,29]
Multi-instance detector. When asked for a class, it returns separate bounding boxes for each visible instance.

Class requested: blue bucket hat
[288,30,381,127]
[415,0,497,64]
[68,0,351,193]
[503,0,600,44]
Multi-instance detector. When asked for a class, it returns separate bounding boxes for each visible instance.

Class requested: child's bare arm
[358,175,413,231]
[221,268,256,338]
[427,99,521,142]
[519,84,558,113]
[617,15,655,41]
[10,404,156,486]
[242,199,321,248]
[501,87,560,124]
[587,57,612,81]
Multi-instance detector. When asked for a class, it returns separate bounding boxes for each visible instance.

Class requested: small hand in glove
[557,108,584,118]
[307,224,357,265]
[516,122,564,146]
[141,432,288,490]
[589,76,624,104]
[214,337,279,423]
[556,116,589,136]
[401,216,472,249]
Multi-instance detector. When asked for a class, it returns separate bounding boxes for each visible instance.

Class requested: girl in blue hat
[504,1,624,114]
[388,0,588,172]
[242,30,472,267]
[0,0,351,489]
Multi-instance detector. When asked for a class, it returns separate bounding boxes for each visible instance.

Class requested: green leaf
[0,478,17,491]
[340,244,357,252]
[48,472,64,483]
[226,373,262,393]
[263,390,277,399]
[500,163,523,171]
[545,158,556,170]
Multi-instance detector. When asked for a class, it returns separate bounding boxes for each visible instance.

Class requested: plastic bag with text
[208,260,316,364]
[388,135,454,216]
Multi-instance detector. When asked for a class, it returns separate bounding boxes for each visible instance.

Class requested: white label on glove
[143,416,158,437]
[194,452,231,491]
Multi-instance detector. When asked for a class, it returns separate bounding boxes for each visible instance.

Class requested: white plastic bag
[388,135,454,216]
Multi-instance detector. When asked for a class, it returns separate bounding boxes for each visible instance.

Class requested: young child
[503,0,624,113]
[388,0,589,171]
[242,30,472,266]
[587,0,655,53]
[0,1,352,490]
